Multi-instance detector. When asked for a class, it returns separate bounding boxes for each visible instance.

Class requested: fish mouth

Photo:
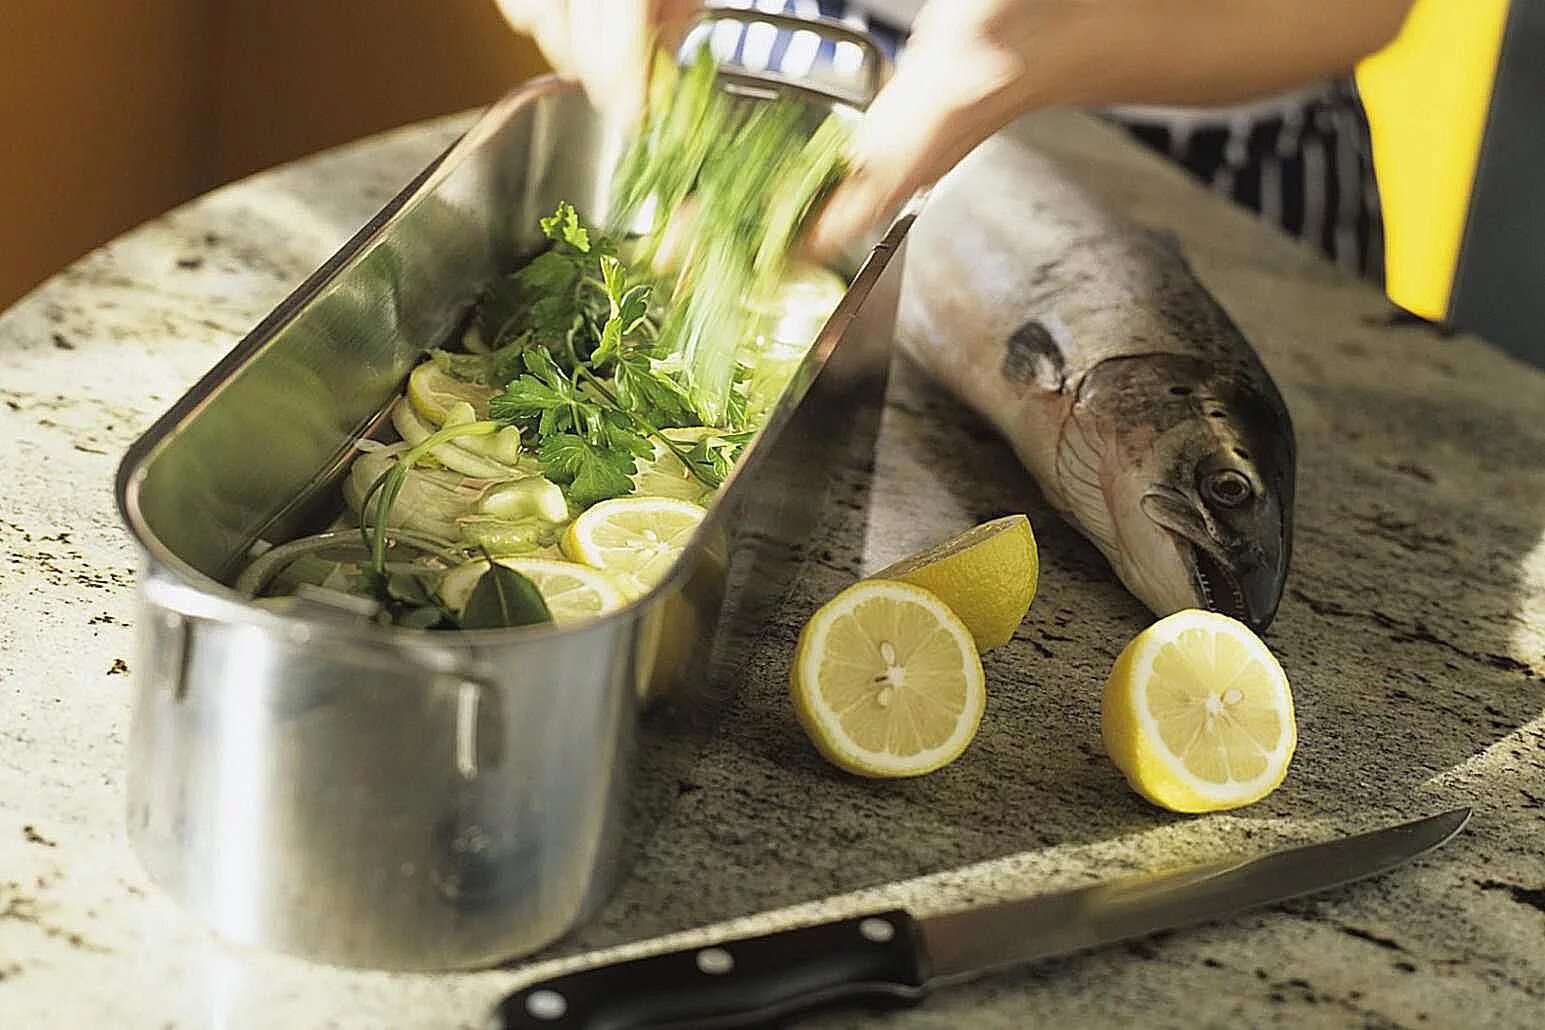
[1173,533,1283,631]
[1187,542,1250,623]
[1140,488,1281,630]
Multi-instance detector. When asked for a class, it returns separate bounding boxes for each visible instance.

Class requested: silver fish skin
[896,131,1296,629]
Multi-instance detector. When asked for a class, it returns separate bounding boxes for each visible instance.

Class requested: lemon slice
[407,362,498,426]
[1101,609,1297,812]
[872,515,1038,652]
[562,497,707,598]
[791,579,986,778]
[629,428,719,503]
[753,262,847,347]
[439,556,626,625]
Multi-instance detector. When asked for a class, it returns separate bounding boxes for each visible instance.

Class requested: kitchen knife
[490,807,1469,1030]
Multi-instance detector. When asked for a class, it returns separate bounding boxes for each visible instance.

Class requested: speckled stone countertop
[1,104,1542,1029]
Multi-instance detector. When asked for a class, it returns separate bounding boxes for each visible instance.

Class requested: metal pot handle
[683,8,894,110]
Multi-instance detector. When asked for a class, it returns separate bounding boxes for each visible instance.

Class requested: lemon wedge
[563,497,708,598]
[871,515,1038,651]
[439,556,626,625]
[407,362,498,426]
[1101,609,1296,812]
[791,579,986,778]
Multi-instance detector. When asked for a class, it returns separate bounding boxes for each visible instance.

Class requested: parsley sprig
[366,203,733,581]
[486,206,721,508]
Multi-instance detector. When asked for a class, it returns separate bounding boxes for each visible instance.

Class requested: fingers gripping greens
[614,47,851,425]
[237,45,852,631]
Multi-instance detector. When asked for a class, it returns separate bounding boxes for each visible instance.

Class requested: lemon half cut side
[1102,609,1297,813]
[792,579,987,778]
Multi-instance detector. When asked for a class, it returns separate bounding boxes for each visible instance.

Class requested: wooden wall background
[0,0,550,309]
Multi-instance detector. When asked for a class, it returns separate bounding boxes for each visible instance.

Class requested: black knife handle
[489,909,931,1030]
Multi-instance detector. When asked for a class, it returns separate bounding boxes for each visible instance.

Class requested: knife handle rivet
[525,990,567,1021]
[859,917,896,944]
[696,947,735,975]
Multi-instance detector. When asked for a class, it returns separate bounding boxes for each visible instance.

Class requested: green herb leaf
[489,335,534,386]
[515,250,582,294]
[590,256,654,368]
[479,244,586,348]
[531,294,580,342]
[489,347,601,437]
[617,284,651,332]
[594,315,624,365]
[724,364,752,430]
[680,430,754,489]
[600,254,626,301]
[459,561,553,629]
[385,571,461,630]
[600,410,654,461]
[489,373,563,418]
[539,433,637,507]
[491,373,588,438]
[523,344,568,386]
[614,351,696,427]
[539,201,591,253]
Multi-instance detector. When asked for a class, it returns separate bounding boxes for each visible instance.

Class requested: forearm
[1012,0,1417,109]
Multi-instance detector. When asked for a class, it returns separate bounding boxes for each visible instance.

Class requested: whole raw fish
[897,129,1296,629]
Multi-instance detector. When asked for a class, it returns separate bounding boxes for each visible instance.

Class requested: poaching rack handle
[683,8,894,110]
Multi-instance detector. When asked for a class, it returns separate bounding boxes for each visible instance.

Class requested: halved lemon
[871,514,1038,652]
[1101,609,1297,812]
[562,497,707,598]
[406,362,498,426]
[439,556,626,625]
[791,579,986,778]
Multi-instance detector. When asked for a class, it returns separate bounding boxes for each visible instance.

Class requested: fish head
[1079,355,1295,630]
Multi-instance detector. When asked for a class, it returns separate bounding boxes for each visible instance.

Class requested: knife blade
[489,807,1469,1030]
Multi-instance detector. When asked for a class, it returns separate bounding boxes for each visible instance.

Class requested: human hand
[804,0,1065,258]
[494,0,701,123]
[803,0,1415,258]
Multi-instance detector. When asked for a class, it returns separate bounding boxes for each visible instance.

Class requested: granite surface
[1,104,1542,1029]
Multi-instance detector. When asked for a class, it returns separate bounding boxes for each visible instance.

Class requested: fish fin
[1002,316,1071,392]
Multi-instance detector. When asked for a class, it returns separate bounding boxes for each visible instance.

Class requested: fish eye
[1203,468,1253,508]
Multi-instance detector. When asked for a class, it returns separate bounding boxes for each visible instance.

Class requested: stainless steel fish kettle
[113,12,910,971]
